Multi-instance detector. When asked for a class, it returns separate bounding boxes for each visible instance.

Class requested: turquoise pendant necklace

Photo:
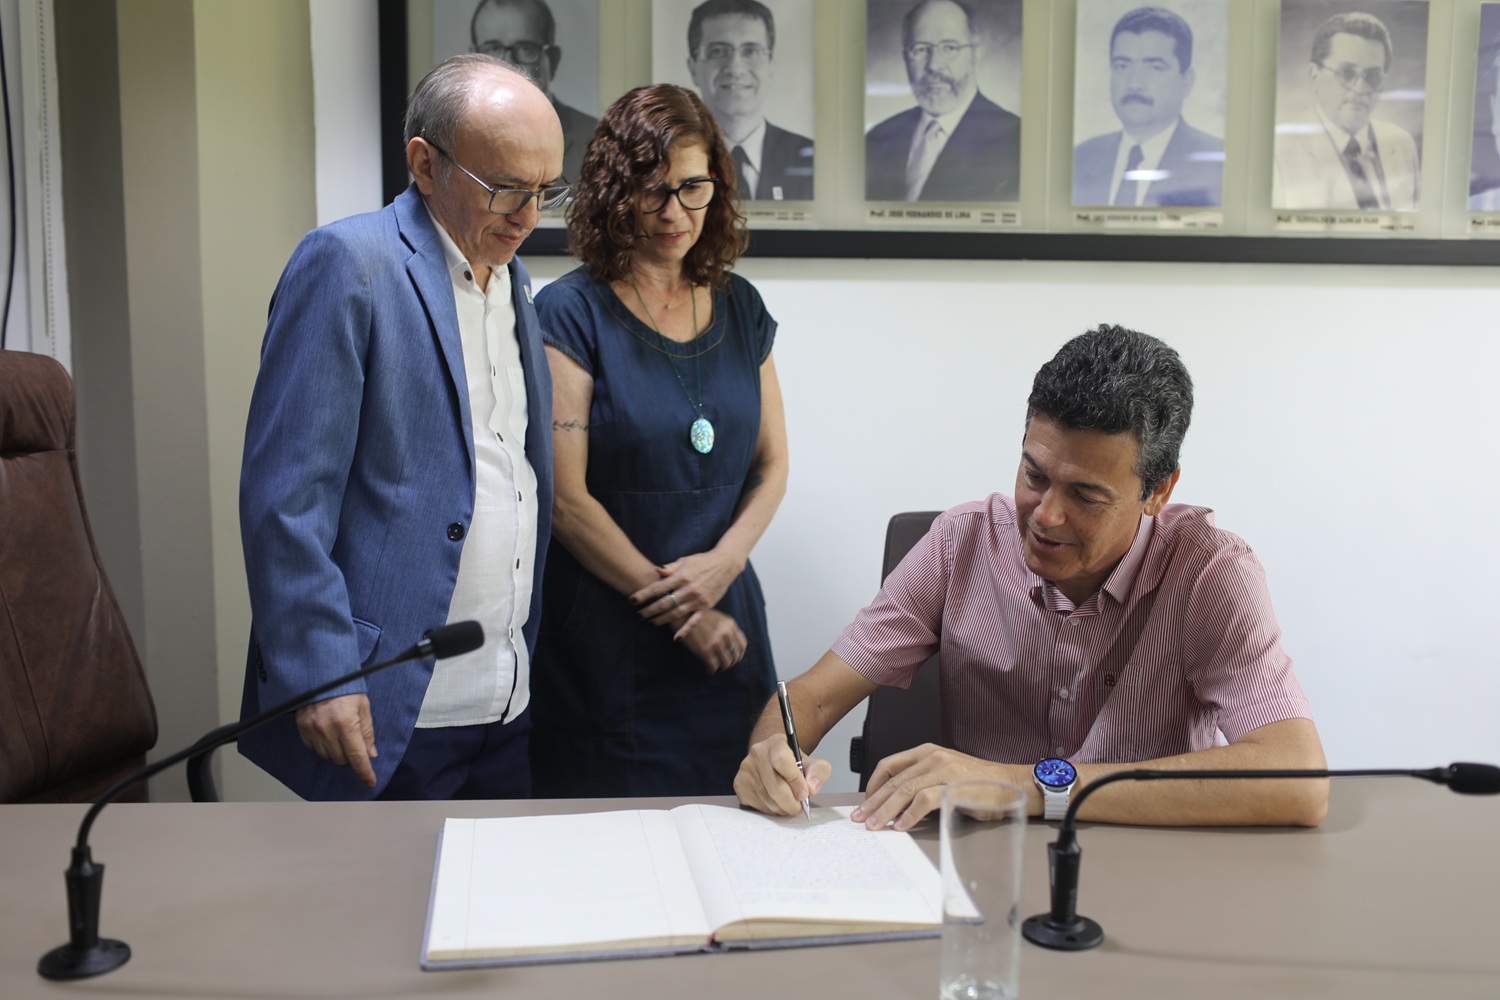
[630,279,714,454]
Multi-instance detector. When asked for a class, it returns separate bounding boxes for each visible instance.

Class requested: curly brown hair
[566,84,748,287]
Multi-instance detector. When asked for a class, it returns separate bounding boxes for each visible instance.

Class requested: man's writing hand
[734,733,831,816]
[295,693,378,788]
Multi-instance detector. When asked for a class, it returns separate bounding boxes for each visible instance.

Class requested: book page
[425,811,711,961]
[669,804,943,940]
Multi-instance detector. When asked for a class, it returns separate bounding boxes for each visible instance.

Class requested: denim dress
[530,268,777,796]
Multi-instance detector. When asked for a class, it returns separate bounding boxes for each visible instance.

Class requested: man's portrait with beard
[1272,0,1429,212]
[1071,1,1227,208]
[864,0,1024,202]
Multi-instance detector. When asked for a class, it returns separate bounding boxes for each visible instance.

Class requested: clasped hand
[675,609,747,674]
[630,550,742,629]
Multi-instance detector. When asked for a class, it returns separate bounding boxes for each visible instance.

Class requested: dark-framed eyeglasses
[699,42,771,65]
[904,41,976,62]
[425,140,571,214]
[1318,61,1385,91]
[476,39,546,67]
[640,177,719,214]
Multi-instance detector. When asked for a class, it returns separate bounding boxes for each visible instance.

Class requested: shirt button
[1059,687,1070,700]
[447,523,465,541]
[464,270,473,282]
[1055,745,1066,756]
[1069,619,1080,627]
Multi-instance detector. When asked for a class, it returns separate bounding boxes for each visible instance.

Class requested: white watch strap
[1042,784,1071,821]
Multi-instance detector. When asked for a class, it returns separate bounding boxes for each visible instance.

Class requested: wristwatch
[1033,757,1078,821]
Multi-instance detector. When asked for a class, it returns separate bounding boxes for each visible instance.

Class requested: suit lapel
[396,187,474,471]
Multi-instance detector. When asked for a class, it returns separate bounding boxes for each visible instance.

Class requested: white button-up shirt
[416,209,538,727]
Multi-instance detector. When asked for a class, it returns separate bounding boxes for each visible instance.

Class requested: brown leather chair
[849,511,943,791]
[0,350,158,803]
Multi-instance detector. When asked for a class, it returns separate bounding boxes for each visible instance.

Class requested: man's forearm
[1070,718,1329,827]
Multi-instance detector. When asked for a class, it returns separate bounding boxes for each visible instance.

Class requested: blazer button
[447,523,465,541]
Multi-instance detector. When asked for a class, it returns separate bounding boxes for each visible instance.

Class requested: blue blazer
[238,185,554,801]
[1072,120,1224,207]
[864,91,1021,202]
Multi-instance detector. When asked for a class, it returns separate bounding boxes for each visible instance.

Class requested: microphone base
[38,939,131,980]
[1021,912,1104,951]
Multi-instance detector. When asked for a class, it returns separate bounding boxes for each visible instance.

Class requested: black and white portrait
[864,0,1024,203]
[1272,0,1429,212]
[652,0,817,202]
[432,0,600,183]
[1071,0,1227,208]
[1469,4,1500,210]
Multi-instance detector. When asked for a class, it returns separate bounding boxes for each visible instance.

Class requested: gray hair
[1025,324,1194,499]
[403,53,513,175]
[902,0,978,48]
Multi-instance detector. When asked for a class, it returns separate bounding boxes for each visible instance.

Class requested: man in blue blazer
[238,56,563,801]
[865,0,1021,202]
[1072,7,1223,208]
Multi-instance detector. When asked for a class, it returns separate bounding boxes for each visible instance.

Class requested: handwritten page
[670,804,943,937]
[426,812,709,961]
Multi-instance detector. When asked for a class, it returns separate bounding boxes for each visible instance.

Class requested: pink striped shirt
[833,494,1311,764]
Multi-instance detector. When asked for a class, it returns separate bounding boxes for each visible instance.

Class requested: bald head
[405,55,563,280]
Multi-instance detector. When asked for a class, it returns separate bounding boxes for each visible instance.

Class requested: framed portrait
[378,0,1500,265]
[863,0,1024,203]
[651,0,817,203]
[1071,0,1228,210]
[430,0,601,184]
[1271,0,1430,214]
[1469,4,1500,210]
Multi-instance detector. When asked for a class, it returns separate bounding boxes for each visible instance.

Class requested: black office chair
[848,511,943,792]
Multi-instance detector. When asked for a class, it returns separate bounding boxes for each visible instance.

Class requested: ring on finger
[668,592,680,608]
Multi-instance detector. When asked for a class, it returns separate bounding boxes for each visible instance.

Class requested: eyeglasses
[699,42,771,65]
[425,140,571,214]
[904,41,976,62]
[1318,61,1385,91]
[476,40,546,67]
[640,177,719,214]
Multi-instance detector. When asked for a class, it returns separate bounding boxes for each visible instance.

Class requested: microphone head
[425,621,484,660]
[1447,762,1500,795]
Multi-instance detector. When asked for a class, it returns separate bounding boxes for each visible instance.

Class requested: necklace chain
[629,278,704,420]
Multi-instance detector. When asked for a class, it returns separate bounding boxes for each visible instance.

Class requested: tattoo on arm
[553,419,589,432]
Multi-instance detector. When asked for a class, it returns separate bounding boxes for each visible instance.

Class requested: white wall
[527,254,1500,789]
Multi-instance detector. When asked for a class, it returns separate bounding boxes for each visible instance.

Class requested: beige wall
[61,1,316,801]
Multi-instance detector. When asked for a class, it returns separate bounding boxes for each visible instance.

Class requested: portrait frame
[1070,0,1229,211]
[1271,0,1432,216]
[378,0,1500,266]
[651,0,819,205]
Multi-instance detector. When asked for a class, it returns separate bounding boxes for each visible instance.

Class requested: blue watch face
[1034,757,1077,788]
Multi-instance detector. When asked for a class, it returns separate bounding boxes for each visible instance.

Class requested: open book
[421,803,942,968]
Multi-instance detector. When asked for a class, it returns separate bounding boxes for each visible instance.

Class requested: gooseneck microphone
[1021,762,1500,952]
[36,621,485,981]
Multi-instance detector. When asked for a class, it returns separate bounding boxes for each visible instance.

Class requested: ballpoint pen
[776,681,813,819]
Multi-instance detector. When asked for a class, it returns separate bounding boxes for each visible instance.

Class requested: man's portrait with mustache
[1072,3,1226,208]
[863,0,1023,203]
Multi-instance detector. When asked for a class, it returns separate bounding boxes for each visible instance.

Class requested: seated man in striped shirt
[736,324,1328,828]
